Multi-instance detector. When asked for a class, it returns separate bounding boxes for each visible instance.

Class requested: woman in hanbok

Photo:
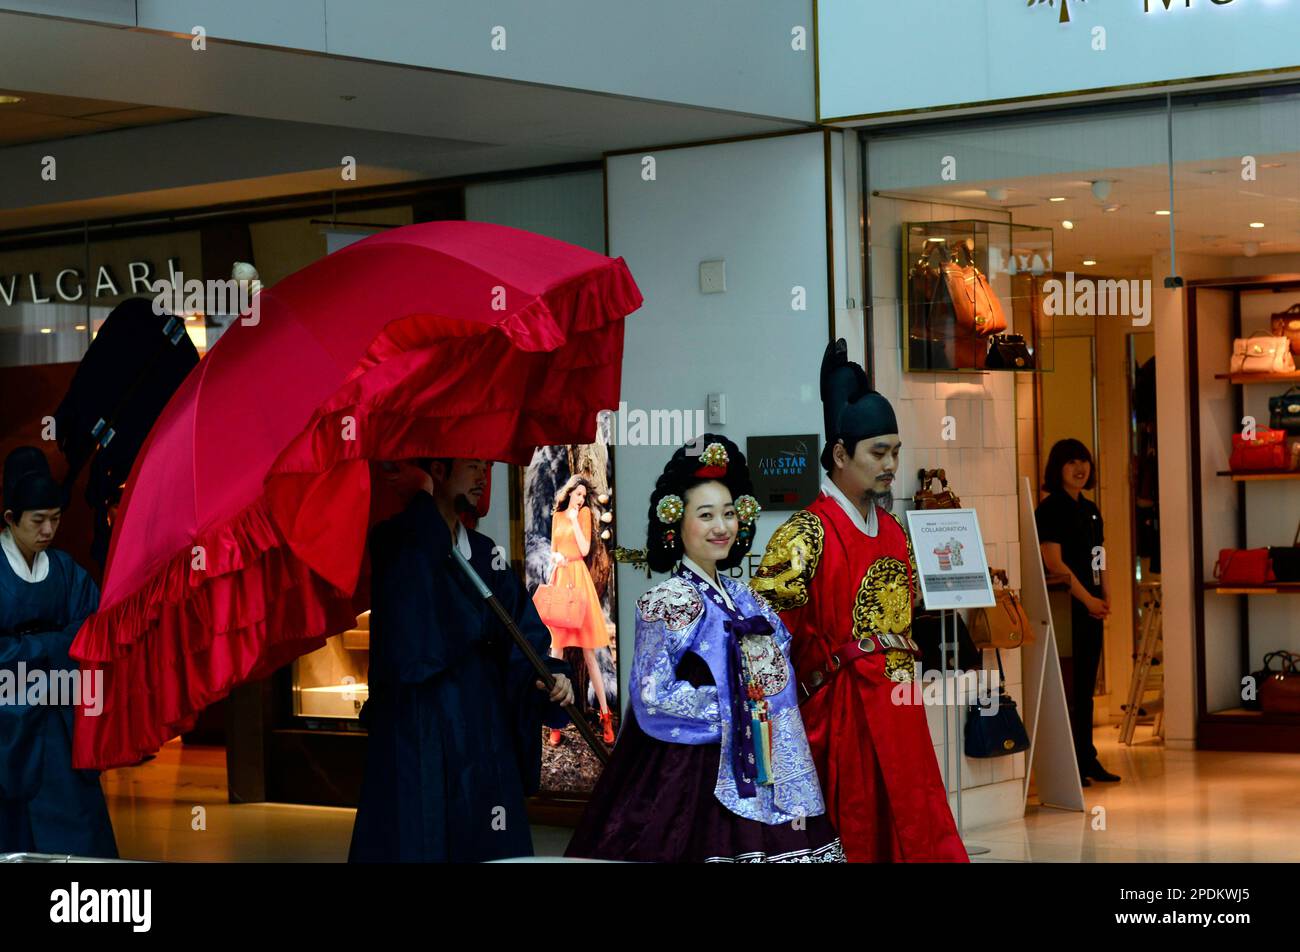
[541,476,614,745]
[566,436,843,862]
[0,447,117,858]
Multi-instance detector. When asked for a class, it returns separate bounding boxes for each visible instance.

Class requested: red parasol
[71,221,642,770]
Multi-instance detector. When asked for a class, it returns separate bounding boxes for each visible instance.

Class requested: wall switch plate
[707,392,726,425]
[699,259,726,294]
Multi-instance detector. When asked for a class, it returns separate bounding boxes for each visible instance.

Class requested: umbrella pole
[450,548,612,767]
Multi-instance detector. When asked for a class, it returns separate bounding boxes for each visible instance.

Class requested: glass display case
[291,612,369,721]
[903,219,1055,373]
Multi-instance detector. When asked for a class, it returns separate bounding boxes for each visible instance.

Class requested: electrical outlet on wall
[699,259,726,294]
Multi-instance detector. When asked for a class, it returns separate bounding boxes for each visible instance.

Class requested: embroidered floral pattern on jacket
[636,576,705,632]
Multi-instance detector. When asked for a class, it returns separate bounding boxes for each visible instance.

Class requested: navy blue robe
[0,544,118,858]
[349,493,569,863]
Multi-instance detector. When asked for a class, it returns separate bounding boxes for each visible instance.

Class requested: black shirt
[1034,490,1104,597]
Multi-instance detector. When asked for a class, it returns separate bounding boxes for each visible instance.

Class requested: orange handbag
[534,578,581,629]
[968,569,1034,649]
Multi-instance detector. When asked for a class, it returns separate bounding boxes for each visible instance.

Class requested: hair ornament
[655,493,684,525]
[734,494,761,525]
[693,441,730,478]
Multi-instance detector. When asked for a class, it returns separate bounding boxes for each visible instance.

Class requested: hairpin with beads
[656,493,684,552]
[693,442,729,478]
[734,494,761,544]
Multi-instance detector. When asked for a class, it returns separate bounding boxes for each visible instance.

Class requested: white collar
[821,477,879,538]
[1,528,50,583]
[681,555,735,611]
[454,522,472,560]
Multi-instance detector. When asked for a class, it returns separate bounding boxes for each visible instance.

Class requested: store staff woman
[1034,439,1120,787]
[0,447,117,857]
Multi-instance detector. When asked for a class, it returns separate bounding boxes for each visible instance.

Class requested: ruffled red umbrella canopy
[71,221,642,770]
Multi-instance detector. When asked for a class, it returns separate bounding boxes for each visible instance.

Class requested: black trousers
[1070,600,1105,770]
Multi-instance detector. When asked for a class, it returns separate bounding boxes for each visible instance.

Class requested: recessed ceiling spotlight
[39,327,52,334]
[1250,221,1266,229]
[1082,259,1097,266]
[1062,220,1075,230]
[1103,204,1121,213]
[1049,196,1067,203]
[1155,210,1171,216]
[0,95,24,105]
[74,324,86,331]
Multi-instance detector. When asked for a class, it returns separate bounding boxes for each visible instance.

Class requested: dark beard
[864,488,894,512]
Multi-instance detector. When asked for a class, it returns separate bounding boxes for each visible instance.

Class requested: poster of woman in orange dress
[544,477,614,745]
[521,412,619,796]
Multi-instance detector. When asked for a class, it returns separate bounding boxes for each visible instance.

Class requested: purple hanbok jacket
[631,566,826,824]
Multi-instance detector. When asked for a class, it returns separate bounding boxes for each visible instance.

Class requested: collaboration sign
[818,0,1300,121]
[905,509,996,611]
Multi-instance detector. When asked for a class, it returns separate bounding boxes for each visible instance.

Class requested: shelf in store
[1203,581,1300,595]
[1213,371,1300,384]
[1215,470,1300,481]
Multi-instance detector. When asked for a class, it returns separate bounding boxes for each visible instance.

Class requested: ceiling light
[74,324,86,331]
[1062,220,1074,230]
[1261,162,1286,169]
[0,95,24,105]
[1049,196,1067,203]
[1082,259,1097,266]
[39,327,52,334]
[1155,210,1171,216]
[1104,204,1121,213]
[1250,222,1266,229]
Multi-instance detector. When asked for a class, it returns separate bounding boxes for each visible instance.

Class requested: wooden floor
[100,729,1300,863]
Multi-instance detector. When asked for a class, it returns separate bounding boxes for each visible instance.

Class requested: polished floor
[99,727,1300,863]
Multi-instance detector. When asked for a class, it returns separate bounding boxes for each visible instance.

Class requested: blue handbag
[964,650,1030,758]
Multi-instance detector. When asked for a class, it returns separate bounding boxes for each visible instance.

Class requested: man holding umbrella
[349,457,574,863]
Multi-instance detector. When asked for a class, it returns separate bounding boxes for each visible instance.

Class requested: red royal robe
[752,491,967,863]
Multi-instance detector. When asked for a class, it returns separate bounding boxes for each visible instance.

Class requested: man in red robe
[751,340,967,863]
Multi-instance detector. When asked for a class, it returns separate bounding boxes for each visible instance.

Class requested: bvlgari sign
[0,258,181,306]
[818,0,1296,121]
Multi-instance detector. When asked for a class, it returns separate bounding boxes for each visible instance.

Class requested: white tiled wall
[866,194,1027,828]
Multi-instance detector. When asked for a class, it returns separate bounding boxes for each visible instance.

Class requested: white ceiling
[0,11,810,232]
[888,154,1300,277]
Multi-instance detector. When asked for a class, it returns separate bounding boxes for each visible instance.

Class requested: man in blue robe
[0,447,117,858]
[349,458,573,862]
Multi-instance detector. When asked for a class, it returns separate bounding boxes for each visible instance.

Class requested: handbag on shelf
[1244,651,1300,711]
[1271,304,1300,357]
[963,650,1030,758]
[913,468,962,509]
[1213,547,1274,586]
[533,576,582,629]
[984,333,1035,370]
[1269,387,1300,434]
[1269,521,1300,583]
[1229,428,1290,472]
[969,569,1035,649]
[950,243,1009,341]
[1230,333,1296,375]
[1259,653,1300,715]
